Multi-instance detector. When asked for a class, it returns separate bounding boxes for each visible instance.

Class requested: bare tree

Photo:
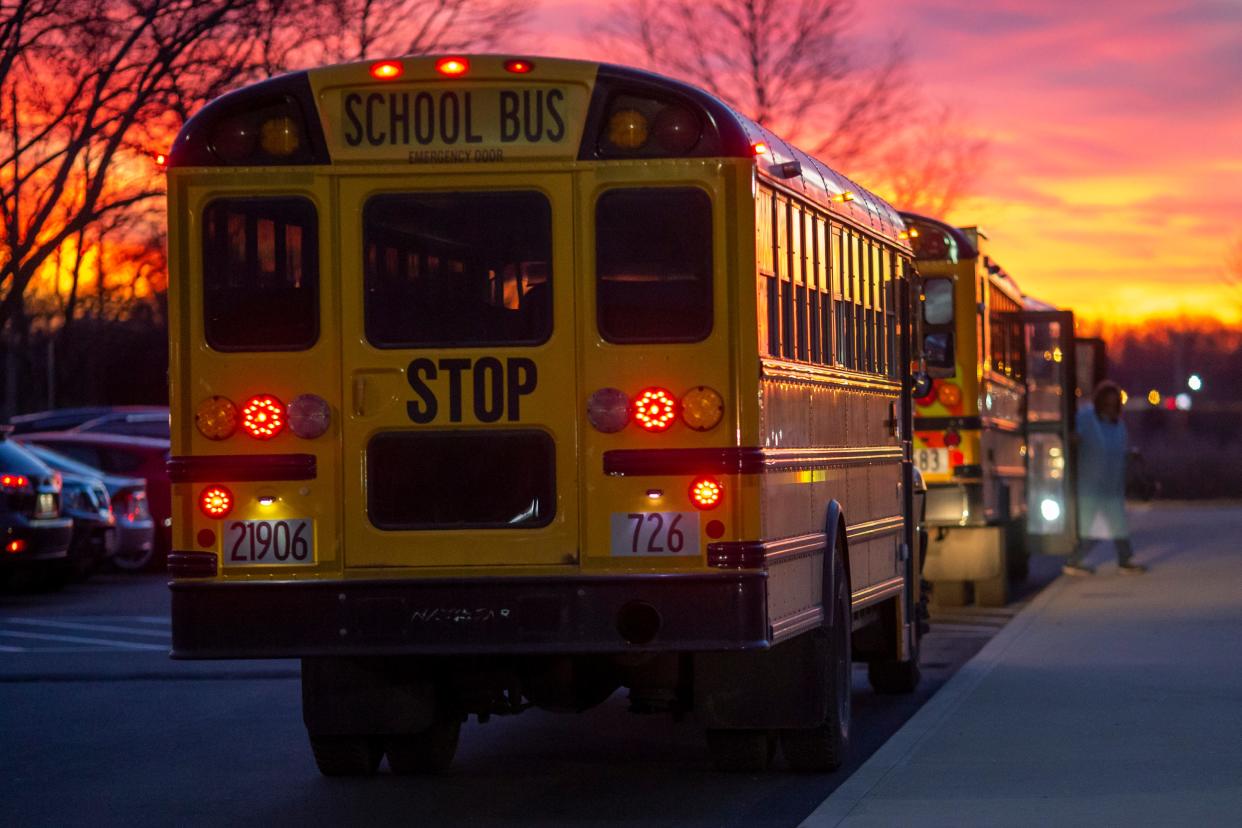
[868,104,989,217]
[279,0,530,68]
[596,0,988,214]
[596,0,908,167]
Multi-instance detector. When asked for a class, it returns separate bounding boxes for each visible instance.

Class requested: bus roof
[170,55,908,247]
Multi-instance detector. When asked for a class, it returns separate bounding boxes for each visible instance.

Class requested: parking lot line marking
[3,618,171,638]
[0,630,168,651]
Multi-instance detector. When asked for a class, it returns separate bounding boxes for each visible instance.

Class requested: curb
[800,573,1073,827]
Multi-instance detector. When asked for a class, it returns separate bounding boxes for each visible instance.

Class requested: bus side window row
[756,189,899,380]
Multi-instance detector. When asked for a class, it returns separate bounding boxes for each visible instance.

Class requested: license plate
[915,448,950,474]
[223,519,313,566]
[610,512,699,556]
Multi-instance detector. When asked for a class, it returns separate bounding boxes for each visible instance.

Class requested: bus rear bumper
[169,572,770,659]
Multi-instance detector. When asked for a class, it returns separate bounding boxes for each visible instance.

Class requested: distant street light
[1188,374,1203,392]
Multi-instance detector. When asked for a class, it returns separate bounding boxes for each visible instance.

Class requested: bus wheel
[705,729,777,772]
[780,549,851,772]
[309,735,383,777]
[385,719,461,775]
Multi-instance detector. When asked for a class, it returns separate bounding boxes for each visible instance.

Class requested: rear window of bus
[596,188,713,343]
[363,191,552,348]
[202,197,319,351]
[367,430,555,530]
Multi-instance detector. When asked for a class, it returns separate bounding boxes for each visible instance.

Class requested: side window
[596,187,712,343]
[203,197,319,351]
[756,188,776,356]
[100,449,146,475]
[775,197,793,358]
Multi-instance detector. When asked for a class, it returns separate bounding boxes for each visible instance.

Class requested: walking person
[1063,381,1147,576]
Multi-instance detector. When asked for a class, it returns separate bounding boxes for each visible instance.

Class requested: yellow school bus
[901,214,1029,606]
[165,55,920,775]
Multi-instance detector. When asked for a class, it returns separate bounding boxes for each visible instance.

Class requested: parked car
[17,432,170,569]
[0,428,73,589]
[58,471,118,580]
[22,443,156,572]
[7,405,164,435]
[72,407,170,440]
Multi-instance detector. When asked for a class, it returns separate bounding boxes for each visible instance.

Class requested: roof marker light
[435,57,469,76]
[751,141,769,155]
[370,60,403,80]
[504,59,534,74]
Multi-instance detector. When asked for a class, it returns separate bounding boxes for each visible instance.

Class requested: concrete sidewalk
[804,502,1242,827]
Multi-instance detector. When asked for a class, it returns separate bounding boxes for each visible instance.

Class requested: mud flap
[693,630,830,729]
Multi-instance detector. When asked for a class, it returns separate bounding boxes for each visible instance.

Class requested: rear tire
[706,729,777,772]
[868,654,921,694]
[309,735,383,777]
[780,543,851,772]
[385,719,462,775]
[111,543,154,572]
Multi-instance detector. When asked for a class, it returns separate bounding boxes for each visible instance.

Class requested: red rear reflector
[632,388,678,432]
[240,394,285,440]
[690,477,723,510]
[370,60,403,80]
[944,429,962,448]
[504,59,534,74]
[436,57,469,76]
[197,528,216,548]
[199,486,233,519]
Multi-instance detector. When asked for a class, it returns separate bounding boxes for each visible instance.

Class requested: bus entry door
[1023,310,1078,555]
[337,174,579,569]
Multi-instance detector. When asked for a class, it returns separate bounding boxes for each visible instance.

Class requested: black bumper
[1,516,73,564]
[170,572,770,659]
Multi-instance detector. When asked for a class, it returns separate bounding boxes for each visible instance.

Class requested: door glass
[1027,433,1068,535]
[1027,320,1065,422]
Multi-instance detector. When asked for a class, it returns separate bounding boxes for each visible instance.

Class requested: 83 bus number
[225,519,313,565]
[610,512,700,557]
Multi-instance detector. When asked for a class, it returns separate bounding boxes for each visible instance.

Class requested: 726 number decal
[610,512,700,557]
[225,519,313,565]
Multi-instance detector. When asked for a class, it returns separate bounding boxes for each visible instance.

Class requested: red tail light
[199,486,233,519]
[5,539,26,554]
[241,394,285,439]
[632,388,678,432]
[690,477,723,510]
[0,474,30,491]
[115,489,150,523]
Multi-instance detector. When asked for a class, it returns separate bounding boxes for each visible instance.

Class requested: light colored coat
[1075,406,1129,540]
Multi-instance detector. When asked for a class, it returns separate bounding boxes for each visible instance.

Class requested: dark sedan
[58,471,118,579]
[22,443,155,572]
[17,432,170,569]
[0,430,73,589]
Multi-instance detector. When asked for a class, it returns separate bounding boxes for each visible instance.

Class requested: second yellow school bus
[165,55,920,775]
[901,213,1028,606]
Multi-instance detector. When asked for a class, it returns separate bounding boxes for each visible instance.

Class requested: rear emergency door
[339,174,579,568]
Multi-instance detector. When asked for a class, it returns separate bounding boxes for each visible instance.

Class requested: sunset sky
[533,0,1242,325]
